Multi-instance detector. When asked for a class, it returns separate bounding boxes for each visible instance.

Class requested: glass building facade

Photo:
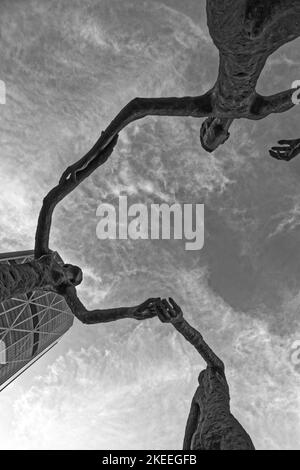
[0,250,74,389]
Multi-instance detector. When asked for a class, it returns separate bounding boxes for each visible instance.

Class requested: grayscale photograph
[0,0,300,455]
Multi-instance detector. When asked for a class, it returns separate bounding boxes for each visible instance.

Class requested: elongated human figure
[205,0,300,159]
[60,0,300,183]
[155,298,255,450]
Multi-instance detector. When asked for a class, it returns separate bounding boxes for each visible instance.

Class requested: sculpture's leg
[182,391,201,450]
[59,94,212,184]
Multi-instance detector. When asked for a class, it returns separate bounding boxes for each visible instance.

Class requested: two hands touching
[129,297,183,324]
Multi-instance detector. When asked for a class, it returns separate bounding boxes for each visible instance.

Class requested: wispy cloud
[1,0,300,451]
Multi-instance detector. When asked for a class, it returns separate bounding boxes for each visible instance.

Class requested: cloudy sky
[0,0,300,450]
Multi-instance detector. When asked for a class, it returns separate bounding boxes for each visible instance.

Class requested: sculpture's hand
[269,139,300,162]
[129,297,160,321]
[156,297,184,324]
[59,155,91,184]
[59,133,119,184]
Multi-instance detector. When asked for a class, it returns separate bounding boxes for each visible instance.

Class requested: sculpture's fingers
[101,134,119,157]
[272,146,291,152]
[149,305,158,316]
[59,135,118,186]
[162,299,173,317]
[144,308,156,318]
[59,167,72,184]
[71,169,79,183]
[157,304,168,323]
[269,150,283,160]
[168,297,181,314]
[143,297,161,308]
[160,300,172,321]
[167,303,178,318]
[291,148,300,158]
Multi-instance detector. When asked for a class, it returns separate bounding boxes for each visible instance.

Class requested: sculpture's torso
[207,0,300,53]
[206,0,300,116]
[190,367,255,450]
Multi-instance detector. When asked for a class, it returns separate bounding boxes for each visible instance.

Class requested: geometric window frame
[0,250,74,389]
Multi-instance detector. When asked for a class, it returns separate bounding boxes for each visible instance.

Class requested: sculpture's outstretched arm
[250,88,296,119]
[156,298,224,371]
[60,285,159,324]
[35,91,212,258]
[35,134,119,258]
[59,92,213,184]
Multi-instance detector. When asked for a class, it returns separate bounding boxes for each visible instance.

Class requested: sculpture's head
[200,117,231,153]
[63,264,83,286]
